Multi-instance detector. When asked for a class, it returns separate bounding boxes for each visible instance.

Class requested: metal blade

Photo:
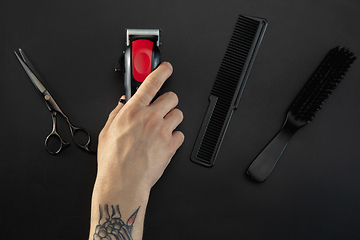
[14,50,46,93]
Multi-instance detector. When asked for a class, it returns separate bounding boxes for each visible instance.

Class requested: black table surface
[1,0,360,239]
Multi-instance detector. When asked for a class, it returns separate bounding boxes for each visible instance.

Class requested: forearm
[89,179,150,240]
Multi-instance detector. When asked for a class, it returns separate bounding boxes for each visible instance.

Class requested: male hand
[90,62,183,240]
[96,61,184,194]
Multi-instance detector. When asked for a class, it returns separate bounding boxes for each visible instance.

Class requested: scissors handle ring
[44,111,70,154]
[69,124,94,153]
[45,131,70,155]
[45,111,95,154]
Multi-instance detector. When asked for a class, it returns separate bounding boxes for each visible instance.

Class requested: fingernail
[164,62,173,71]
[119,95,126,104]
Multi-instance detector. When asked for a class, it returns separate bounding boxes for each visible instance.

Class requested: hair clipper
[115,29,161,101]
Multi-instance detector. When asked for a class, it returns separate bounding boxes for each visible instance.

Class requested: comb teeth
[196,97,227,161]
[211,16,260,105]
[192,15,267,166]
[290,46,356,122]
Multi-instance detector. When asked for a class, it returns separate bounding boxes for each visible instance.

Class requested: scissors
[14,48,95,155]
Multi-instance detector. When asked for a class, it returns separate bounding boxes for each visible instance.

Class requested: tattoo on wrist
[93,204,140,240]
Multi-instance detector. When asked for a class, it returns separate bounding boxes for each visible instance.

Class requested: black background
[1,0,360,239]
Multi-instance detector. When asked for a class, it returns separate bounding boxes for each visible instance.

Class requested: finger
[165,131,184,165]
[164,108,183,131]
[133,62,173,106]
[170,131,185,152]
[151,91,179,117]
[102,95,126,131]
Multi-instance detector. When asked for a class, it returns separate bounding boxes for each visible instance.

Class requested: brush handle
[247,118,300,182]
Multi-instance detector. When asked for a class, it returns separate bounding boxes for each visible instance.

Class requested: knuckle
[177,131,185,143]
[108,109,117,118]
[134,89,154,106]
[165,91,179,104]
[124,110,139,123]
[169,131,184,151]
[160,125,171,139]
[174,108,183,120]
[145,111,160,127]
[99,129,106,139]
[147,75,162,89]
[168,108,183,123]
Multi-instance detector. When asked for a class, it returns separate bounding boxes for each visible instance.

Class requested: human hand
[95,62,184,193]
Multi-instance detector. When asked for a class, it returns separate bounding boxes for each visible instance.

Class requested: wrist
[92,175,151,202]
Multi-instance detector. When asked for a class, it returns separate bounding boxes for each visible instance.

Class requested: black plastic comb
[247,46,356,182]
[191,15,268,167]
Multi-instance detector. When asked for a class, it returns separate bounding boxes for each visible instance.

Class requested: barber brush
[247,46,356,182]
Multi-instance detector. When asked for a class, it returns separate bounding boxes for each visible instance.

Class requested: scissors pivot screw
[44,95,50,100]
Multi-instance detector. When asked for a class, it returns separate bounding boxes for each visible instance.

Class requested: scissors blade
[18,49,44,81]
[14,49,46,93]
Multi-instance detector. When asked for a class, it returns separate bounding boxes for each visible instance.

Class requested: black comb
[247,46,356,182]
[191,15,268,167]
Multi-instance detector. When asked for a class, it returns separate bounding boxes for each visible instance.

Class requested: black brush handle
[247,116,303,182]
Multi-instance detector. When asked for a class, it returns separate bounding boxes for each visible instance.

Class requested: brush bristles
[289,46,356,122]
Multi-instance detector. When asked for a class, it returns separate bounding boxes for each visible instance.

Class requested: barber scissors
[14,49,95,155]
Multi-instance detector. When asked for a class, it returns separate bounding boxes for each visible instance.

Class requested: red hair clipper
[115,29,161,101]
